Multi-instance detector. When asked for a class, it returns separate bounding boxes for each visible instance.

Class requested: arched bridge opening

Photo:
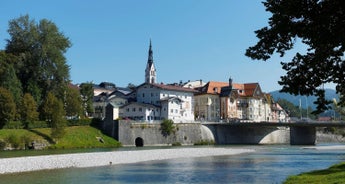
[135,137,144,147]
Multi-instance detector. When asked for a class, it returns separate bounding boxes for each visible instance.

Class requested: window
[126,108,129,112]
[132,108,136,112]
[142,93,145,97]
[164,108,166,111]
[151,93,153,97]
[139,108,142,112]
[170,109,173,113]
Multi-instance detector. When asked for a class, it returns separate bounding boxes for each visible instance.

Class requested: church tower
[145,40,156,84]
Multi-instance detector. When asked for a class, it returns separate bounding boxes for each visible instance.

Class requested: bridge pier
[290,126,316,145]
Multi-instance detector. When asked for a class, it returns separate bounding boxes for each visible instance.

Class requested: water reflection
[1,145,345,184]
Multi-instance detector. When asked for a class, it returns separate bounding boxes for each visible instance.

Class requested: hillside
[270,89,339,110]
[0,126,121,150]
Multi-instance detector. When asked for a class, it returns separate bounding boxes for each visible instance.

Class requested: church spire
[148,39,153,66]
[145,40,156,84]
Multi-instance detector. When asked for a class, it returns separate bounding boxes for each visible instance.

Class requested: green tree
[0,51,22,107]
[41,92,66,139]
[246,0,345,114]
[80,82,94,116]
[65,86,83,118]
[277,98,300,117]
[0,87,16,127]
[6,15,71,104]
[51,99,66,139]
[21,93,39,127]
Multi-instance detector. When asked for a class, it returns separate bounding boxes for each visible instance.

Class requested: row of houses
[91,41,288,123]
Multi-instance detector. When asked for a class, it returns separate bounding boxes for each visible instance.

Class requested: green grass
[284,162,345,184]
[0,126,121,149]
[0,129,42,140]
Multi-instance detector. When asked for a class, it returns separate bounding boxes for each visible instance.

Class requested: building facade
[194,81,229,121]
[193,78,287,122]
[134,83,196,122]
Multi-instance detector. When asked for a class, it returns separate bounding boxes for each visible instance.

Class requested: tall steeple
[148,40,153,66]
[145,40,156,84]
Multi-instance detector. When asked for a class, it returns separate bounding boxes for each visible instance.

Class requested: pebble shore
[0,147,254,174]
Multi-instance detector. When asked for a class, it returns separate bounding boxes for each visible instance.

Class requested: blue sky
[0,0,321,92]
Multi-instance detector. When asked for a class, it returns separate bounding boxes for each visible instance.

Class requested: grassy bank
[0,126,121,150]
[284,162,345,184]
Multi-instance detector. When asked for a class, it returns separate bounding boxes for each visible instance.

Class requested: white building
[120,41,197,123]
[93,87,131,119]
[120,102,160,121]
[135,83,196,122]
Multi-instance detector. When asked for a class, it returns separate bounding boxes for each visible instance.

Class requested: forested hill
[270,89,339,110]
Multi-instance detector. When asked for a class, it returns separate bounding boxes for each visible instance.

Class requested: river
[1,144,345,184]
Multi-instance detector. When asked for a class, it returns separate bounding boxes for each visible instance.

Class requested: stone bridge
[203,121,345,145]
[102,119,345,146]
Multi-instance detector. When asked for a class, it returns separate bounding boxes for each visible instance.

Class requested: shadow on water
[28,129,55,144]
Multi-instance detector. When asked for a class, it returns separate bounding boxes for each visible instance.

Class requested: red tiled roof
[240,83,259,97]
[205,81,229,94]
[197,81,260,97]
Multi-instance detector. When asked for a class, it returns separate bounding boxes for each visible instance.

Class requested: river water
[1,144,345,184]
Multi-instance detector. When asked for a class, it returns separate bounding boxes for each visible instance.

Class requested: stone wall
[316,131,345,143]
[112,120,213,146]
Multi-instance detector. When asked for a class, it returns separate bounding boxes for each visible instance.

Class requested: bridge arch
[135,137,144,147]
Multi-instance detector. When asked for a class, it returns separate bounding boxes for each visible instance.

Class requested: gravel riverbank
[0,147,254,174]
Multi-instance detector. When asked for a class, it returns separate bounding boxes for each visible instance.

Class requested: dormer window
[213,87,218,93]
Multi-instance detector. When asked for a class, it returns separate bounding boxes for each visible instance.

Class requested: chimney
[229,77,233,90]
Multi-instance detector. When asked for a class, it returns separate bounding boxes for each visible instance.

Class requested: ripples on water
[1,145,345,184]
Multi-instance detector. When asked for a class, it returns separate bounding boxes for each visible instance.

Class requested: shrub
[67,118,92,126]
[172,142,182,146]
[3,121,23,129]
[160,119,176,137]
[27,121,49,129]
